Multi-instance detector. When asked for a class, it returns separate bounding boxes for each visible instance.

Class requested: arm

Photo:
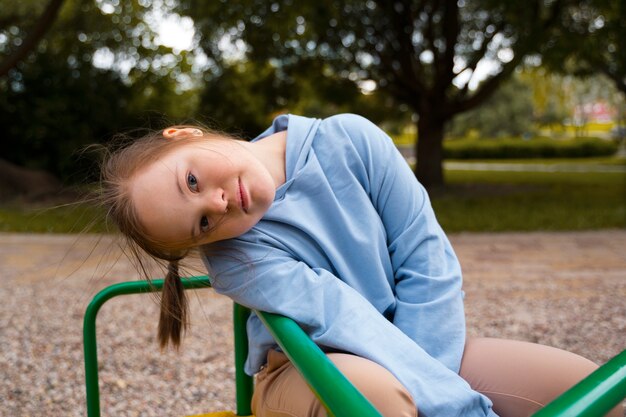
[206,245,496,417]
[336,114,466,373]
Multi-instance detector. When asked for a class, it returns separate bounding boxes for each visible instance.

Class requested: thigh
[251,349,416,417]
[460,337,622,417]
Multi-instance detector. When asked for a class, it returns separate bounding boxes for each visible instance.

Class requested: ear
[163,127,203,140]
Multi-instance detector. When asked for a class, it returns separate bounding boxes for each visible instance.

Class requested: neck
[247,130,287,188]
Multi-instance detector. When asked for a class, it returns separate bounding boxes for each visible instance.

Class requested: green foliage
[0,48,135,182]
[196,57,410,137]
[1,0,622,191]
[196,60,289,136]
[448,75,536,138]
[542,0,626,95]
[183,0,570,187]
[443,137,619,159]
[519,67,579,128]
[0,0,194,183]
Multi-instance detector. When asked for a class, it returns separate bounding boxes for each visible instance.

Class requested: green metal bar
[83,276,211,417]
[233,304,254,416]
[255,310,384,417]
[532,349,626,417]
[85,278,380,417]
[86,278,626,417]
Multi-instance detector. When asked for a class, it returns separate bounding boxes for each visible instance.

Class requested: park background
[0,1,625,416]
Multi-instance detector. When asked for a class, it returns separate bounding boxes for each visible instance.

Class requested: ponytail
[158,260,189,349]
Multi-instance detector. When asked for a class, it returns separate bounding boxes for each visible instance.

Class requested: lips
[238,178,249,213]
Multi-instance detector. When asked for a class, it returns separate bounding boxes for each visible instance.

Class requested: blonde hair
[99,125,232,349]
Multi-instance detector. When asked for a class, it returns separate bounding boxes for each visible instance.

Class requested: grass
[431,169,625,232]
[0,161,624,233]
[0,202,108,234]
[445,156,626,166]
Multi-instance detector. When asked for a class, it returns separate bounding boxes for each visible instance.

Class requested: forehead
[129,149,190,245]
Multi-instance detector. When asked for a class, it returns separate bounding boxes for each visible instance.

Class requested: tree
[448,74,535,139]
[184,0,567,188]
[0,46,135,182]
[519,67,570,129]
[544,0,626,95]
[196,55,411,137]
[0,0,66,78]
[0,0,195,182]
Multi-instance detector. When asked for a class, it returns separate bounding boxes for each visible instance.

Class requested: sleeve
[333,114,467,373]
[207,244,496,417]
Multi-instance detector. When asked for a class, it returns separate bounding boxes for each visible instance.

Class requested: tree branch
[423,2,438,64]
[449,0,565,117]
[372,0,428,98]
[450,48,527,114]
[457,17,505,96]
[394,1,428,94]
[406,1,428,84]
[0,0,66,78]
[436,0,459,93]
[377,46,422,100]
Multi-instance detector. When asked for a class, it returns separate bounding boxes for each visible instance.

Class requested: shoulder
[319,113,384,138]
[316,113,396,162]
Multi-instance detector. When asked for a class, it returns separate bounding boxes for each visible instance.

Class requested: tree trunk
[0,0,65,78]
[415,116,445,190]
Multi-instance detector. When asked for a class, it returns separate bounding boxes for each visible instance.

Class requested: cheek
[253,176,276,211]
[234,216,259,236]
[232,214,263,239]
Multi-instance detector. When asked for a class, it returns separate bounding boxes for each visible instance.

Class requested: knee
[461,338,622,417]
[364,375,416,417]
[328,353,417,417]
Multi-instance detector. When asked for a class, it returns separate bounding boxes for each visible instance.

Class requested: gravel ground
[0,231,625,417]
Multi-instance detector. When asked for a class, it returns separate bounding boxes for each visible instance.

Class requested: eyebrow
[175,166,197,240]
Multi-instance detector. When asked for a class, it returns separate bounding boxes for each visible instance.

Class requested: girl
[101,113,616,417]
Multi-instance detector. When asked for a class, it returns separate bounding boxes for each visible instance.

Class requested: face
[129,138,276,248]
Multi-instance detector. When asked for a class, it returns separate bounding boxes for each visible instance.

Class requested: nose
[207,187,228,215]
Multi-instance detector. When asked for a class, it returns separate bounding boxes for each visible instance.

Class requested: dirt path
[1,230,625,416]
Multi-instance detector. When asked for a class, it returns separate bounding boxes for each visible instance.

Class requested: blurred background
[1,2,625,417]
[0,0,624,232]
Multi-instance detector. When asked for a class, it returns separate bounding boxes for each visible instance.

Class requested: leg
[460,337,623,417]
[251,349,416,417]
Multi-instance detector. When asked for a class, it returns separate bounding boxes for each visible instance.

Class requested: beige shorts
[251,337,622,417]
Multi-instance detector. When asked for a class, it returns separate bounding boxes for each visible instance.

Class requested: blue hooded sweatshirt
[202,114,497,417]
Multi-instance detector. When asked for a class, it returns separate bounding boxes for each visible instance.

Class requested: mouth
[238,178,248,213]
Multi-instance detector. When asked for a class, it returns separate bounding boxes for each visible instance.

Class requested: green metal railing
[232,303,254,415]
[256,311,385,417]
[531,349,626,417]
[84,277,626,417]
[83,277,382,417]
[83,277,216,417]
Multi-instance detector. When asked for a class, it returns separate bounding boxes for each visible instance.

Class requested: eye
[187,173,198,192]
[200,216,210,233]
